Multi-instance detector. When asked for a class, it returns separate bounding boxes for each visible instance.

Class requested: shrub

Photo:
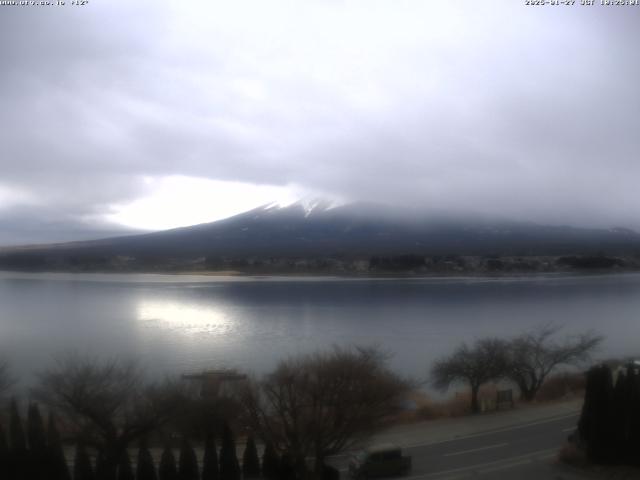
[558,442,587,467]
[536,372,585,402]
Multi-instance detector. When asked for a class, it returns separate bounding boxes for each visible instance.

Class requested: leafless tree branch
[506,324,602,401]
[430,338,509,414]
[240,345,411,478]
[32,354,186,478]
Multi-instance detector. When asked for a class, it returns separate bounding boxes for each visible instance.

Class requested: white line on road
[442,442,508,457]
[562,427,576,432]
[478,451,556,475]
[403,412,579,449]
[328,411,579,462]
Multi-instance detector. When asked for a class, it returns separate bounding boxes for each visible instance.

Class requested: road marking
[562,427,575,432]
[479,458,531,474]
[402,448,557,479]
[403,412,579,449]
[479,451,556,474]
[442,442,508,457]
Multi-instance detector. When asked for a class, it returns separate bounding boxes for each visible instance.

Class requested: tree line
[0,401,283,480]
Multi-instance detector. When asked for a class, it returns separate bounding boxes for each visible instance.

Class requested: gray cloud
[0,205,137,246]
[1,1,640,245]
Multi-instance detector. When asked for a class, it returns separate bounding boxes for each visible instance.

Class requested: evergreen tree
[158,446,178,480]
[27,403,48,480]
[178,438,199,480]
[47,413,72,480]
[626,365,640,466]
[278,452,296,480]
[117,450,135,480]
[579,366,597,445]
[27,403,47,453]
[9,399,27,453]
[611,371,628,457]
[261,443,280,480]
[9,399,28,480]
[95,450,109,480]
[73,443,95,480]
[578,365,615,464]
[321,463,340,480]
[242,436,260,478]
[137,439,158,480]
[202,434,219,480]
[0,423,9,480]
[219,423,240,480]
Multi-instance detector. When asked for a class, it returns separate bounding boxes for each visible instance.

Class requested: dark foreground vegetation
[561,361,640,468]
[0,326,601,479]
[0,347,409,480]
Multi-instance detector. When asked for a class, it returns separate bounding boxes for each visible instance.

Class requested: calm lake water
[1,271,639,389]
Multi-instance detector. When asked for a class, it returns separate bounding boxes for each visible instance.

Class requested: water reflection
[1,272,640,387]
[137,300,235,335]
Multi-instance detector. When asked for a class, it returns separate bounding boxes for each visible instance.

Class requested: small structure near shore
[496,389,515,410]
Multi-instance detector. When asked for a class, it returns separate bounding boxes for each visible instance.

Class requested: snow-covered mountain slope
[2,201,640,261]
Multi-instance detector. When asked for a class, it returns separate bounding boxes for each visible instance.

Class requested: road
[331,409,587,479]
[399,412,578,478]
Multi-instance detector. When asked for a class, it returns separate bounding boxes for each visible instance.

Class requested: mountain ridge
[1,202,639,273]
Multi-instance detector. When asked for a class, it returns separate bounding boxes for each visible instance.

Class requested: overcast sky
[1,1,639,245]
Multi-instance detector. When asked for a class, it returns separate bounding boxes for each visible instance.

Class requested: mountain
[1,201,640,272]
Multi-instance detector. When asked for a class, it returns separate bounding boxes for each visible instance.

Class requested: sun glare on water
[136,300,236,335]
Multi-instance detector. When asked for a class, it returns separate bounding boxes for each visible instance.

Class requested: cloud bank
[1,1,639,244]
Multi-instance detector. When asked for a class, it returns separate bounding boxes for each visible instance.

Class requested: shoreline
[2,268,640,280]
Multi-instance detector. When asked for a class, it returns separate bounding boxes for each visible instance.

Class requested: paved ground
[375,400,583,448]
[330,400,638,479]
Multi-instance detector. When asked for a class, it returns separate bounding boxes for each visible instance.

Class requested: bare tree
[33,355,185,480]
[506,325,602,401]
[241,346,410,479]
[431,338,509,414]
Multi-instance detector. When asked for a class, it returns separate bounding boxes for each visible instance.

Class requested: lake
[1,271,639,390]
